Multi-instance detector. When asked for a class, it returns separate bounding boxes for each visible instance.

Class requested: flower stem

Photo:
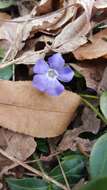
[80,94,99,99]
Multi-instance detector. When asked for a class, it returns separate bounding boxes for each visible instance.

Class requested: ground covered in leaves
[0,0,107,190]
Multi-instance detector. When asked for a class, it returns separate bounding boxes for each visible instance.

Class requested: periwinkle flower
[32,53,74,96]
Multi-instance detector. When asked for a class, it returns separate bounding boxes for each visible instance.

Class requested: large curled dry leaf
[0,6,65,61]
[50,0,77,30]
[0,81,81,138]
[94,0,107,9]
[79,0,95,18]
[52,13,90,53]
[73,29,107,60]
[37,0,52,15]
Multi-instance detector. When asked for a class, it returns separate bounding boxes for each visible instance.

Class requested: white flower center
[47,69,58,79]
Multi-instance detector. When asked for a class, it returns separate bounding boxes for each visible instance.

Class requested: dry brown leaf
[52,13,90,53]
[58,107,100,152]
[0,7,65,61]
[103,54,107,59]
[50,0,77,30]
[17,0,36,16]
[80,107,101,134]
[0,128,36,170]
[6,133,36,160]
[0,50,47,69]
[97,66,107,94]
[0,81,81,138]
[71,62,106,90]
[73,29,107,60]
[0,13,11,20]
[37,0,52,15]
[79,0,95,19]
[95,0,107,9]
[58,130,92,152]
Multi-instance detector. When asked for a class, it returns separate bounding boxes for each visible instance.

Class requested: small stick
[57,155,71,190]
[0,148,68,190]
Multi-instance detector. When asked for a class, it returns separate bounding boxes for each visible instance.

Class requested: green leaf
[6,177,48,190]
[100,91,107,119]
[90,133,107,178]
[0,48,13,80]
[50,155,85,184]
[0,0,16,9]
[37,139,49,153]
[80,177,107,190]
[0,65,13,80]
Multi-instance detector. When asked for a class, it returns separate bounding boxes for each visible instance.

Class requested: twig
[57,155,71,190]
[0,49,48,69]
[0,148,68,190]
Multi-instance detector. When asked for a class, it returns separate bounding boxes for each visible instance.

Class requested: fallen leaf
[0,128,36,170]
[6,133,36,161]
[97,67,107,94]
[50,0,77,30]
[58,130,92,152]
[52,13,90,53]
[0,12,11,20]
[0,6,65,61]
[37,0,52,15]
[94,0,107,9]
[79,0,95,19]
[73,29,107,60]
[80,107,101,134]
[17,0,36,16]
[0,50,47,69]
[58,107,100,152]
[0,81,81,138]
[71,62,106,90]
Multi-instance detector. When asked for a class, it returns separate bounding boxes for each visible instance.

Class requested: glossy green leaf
[0,65,13,80]
[37,139,49,153]
[50,155,85,184]
[6,177,48,190]
[0,0,16,9]
[80,177,107,190]
[100,91,107,119]
[0,48,13,79]
[90,133,107,178]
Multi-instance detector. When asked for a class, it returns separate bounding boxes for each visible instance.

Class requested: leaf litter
[0,0,107,190]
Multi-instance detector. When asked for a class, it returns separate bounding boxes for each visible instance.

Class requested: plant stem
[80,94,99,99]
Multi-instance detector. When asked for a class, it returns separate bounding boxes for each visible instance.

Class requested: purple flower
[32,53,74,96]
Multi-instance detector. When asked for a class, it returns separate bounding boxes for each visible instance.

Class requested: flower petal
[32,74,48,92]
[48,53,65,70]
[33,59,49,74]
[46,79,64,96]
[58,66,74,82]
[32,73,64,96]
